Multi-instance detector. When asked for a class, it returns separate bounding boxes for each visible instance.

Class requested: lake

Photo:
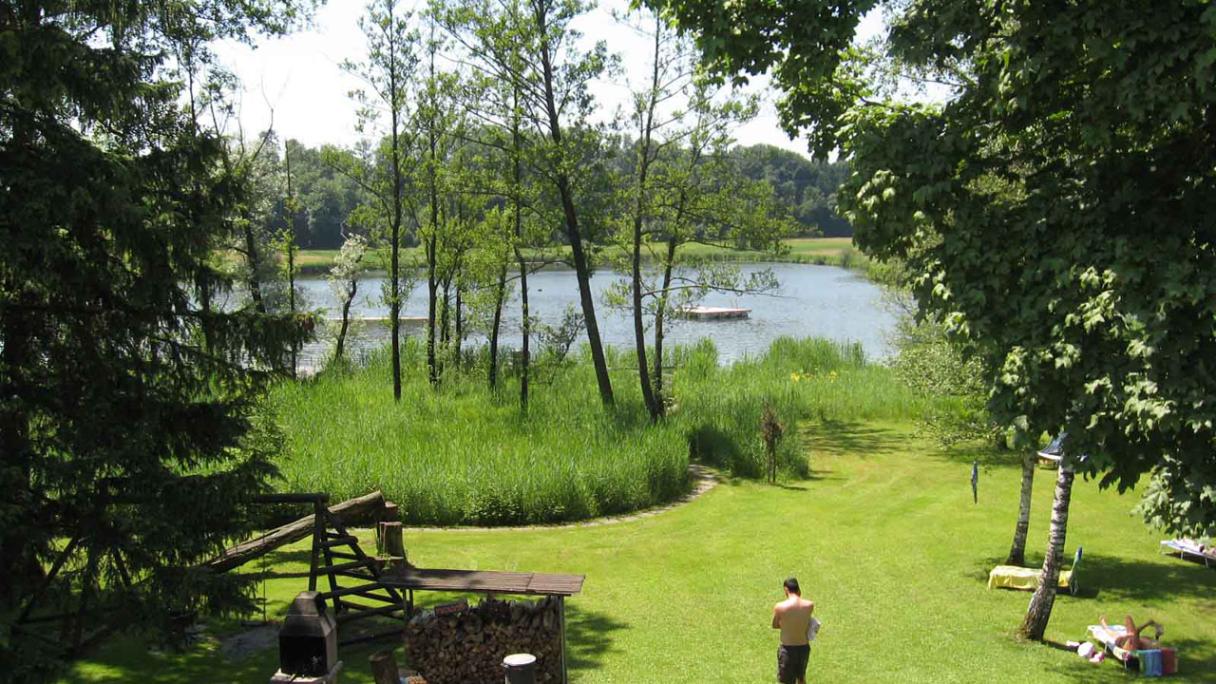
[290,263,899,371]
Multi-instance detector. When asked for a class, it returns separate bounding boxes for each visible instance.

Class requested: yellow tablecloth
[987,565,1072,591]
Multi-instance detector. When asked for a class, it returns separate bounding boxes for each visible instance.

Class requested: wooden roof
[380,567,584,597]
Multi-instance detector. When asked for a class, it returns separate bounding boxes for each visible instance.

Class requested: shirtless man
[772,577,814,684]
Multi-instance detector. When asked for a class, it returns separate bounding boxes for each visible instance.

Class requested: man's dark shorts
[777,644,810,683]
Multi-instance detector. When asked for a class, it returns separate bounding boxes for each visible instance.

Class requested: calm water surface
[291,263,898,371]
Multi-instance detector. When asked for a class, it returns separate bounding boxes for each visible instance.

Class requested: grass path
[66,421,1216,682]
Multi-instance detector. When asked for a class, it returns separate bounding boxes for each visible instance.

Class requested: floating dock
[677,306,751,320]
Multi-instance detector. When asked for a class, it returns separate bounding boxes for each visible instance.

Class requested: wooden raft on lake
[324,315,428,323]
[677,305,751,320]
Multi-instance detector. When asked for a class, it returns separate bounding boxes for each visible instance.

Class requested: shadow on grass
[261,546,313,568]
[966,552,1216,604]
[934,442,1025,468]
[801,419,905,457]
[1078,553,1216,603]
[564,603,627,674]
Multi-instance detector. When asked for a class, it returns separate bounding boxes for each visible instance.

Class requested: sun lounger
[987,546,1082,594]
[1087,624,1176,676]
[1160,539,1215,568]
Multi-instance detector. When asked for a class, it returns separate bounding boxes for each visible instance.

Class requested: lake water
[291,263,898,371]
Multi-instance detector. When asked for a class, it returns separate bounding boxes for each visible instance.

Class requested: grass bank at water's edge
[246,237,870,276]
[268,337,925,526]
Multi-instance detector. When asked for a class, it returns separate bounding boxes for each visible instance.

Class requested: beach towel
[807,617,822,642]
[1139,649,1163,677]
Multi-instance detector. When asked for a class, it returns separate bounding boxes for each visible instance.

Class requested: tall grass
[673,337,924,477]
[268,337,924,525]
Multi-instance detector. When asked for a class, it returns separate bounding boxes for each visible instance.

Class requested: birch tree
[437,0,617,406]
[341,0,421,401]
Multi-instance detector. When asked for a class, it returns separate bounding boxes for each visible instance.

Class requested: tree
[277,138,307,376]
[328,232,369,365]
[728,144,851,236]
[651,0,1216,639]
[609,11,788,420]
[619,10,684,420]
[341,0,421,401]
[0,2,312,676]
[438,0,617,406]
[415,17,468,385]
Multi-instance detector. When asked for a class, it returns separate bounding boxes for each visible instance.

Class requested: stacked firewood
[403,597,563,684]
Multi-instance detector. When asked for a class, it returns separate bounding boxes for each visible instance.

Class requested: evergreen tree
[0,2,313,676]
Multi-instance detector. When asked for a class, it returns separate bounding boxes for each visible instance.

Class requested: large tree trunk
[488,263,507,389]
[426,50,441,387]
[510,84,529,411]
[518,248,531,412]
[196,268,214,353]
[439,276,451,346]
[242,219,266,314]
[651,237,677,414]
[1019,465,1075,640]
[630,18,663,421]
[426,235,439,386]
[454,285,463,358]
[333,280,358,365]
[558,185,611,405]
[285,140,299,378]
[631,231,657,418]
[1006,452,1036,566]
[387,4,403,402]
[535,9,613,407]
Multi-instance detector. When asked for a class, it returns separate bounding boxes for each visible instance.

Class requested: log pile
[404,597,563,684]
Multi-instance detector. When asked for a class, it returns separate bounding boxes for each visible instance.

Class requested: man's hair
[783,577,801,595]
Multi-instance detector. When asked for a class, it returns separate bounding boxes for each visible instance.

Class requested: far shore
[229,236,864,276]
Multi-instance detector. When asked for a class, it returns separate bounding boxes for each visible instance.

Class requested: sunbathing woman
[1100,615,1163,650]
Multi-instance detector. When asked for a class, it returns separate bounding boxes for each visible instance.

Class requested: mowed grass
[268,338,923,525]
[65,421,1216,683]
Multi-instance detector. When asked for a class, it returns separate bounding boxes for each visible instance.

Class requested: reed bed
[268,337,924,525]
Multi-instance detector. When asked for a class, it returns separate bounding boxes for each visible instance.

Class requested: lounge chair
[1087,623,1176,675]
[1160,539,1215,568]
[987,546,1082,594]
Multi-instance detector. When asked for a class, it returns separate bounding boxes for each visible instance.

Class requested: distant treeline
[284,139,850,249]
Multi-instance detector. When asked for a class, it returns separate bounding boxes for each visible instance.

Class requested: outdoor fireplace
[278,591,338,678]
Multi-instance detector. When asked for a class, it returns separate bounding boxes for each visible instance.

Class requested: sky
[211,1,887,157]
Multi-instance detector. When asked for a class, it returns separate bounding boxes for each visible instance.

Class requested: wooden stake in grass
[761,402,784,484]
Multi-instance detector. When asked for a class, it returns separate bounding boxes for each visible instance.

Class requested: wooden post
[381,521,406,572]
[558,596,568,684]
[309,500,323,592]
[369,650,400,684]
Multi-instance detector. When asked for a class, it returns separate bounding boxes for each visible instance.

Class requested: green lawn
[66,421,1216,683]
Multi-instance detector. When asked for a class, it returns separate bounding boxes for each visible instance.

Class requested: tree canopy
[648,0,1216,536]
[1,1,313,675]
